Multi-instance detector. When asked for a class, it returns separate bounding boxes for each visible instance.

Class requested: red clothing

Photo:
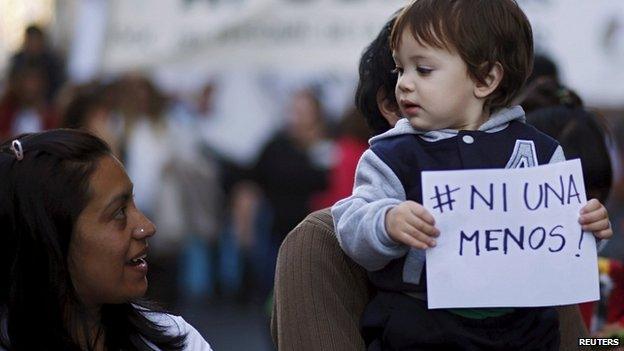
[581,260,624,329]
[0,92,58,140]
[578,302,594,330]
[607,260,624,325]
[311,136,368,210]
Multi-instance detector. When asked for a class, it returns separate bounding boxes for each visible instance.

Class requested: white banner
[102,0,406,74]
[422,159,599,309]
[98,0,624,106]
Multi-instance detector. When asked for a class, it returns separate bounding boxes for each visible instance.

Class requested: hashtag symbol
[430,185,460,213]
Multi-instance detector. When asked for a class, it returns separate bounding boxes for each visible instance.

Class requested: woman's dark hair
[0,129,186,350]
[355,14,398,136]
[527,107,613,202]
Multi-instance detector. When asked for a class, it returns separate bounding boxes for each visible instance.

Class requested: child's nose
[397,75,415,92]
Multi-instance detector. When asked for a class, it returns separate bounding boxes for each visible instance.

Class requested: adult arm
[272,208,371,351]
[556,304,589,350]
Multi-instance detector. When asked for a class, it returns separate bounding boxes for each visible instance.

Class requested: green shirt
[447,308,515,319]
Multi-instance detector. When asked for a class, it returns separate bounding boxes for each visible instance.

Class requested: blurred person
[272,16,400,348]
[117,74,223,307]
[311,108,370,209]
[0,60,58,140]
[519,76,615,332]
[526,54,560,87]
[528,105,614,332]
[0,129,212,350]
[9,25,66,102]
[117,73,177,218]
[248,88,329,299]
[518,78,583,114]
[273,6,597,351]
[61,83,122,156]
[196,82,217,118]
[515,54,582,114]
[596,258,624,336]
[527,106,612,204]
[254,88,329,240]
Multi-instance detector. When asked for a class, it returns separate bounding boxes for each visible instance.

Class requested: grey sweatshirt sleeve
[331,149,410,271]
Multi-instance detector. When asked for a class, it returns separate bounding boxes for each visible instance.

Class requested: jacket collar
[369,105,526,144]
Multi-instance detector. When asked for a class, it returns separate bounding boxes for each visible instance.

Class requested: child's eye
[417,67,433,75]
[391,66,404,75]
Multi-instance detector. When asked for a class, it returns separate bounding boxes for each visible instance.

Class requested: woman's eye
[114,207,127,220]
[417,67,433,75]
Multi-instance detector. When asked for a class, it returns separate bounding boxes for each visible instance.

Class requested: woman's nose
[132,212,156,239]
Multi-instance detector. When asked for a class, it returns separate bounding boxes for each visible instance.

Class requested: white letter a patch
[505,140,537,169]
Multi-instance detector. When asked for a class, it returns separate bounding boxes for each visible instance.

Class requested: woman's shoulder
[138,308,214,351]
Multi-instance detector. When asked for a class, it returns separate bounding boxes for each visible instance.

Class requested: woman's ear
[474,62,504,99]
[376,90,401,126]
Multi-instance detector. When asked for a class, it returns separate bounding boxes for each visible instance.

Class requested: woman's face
[68,155,155,307]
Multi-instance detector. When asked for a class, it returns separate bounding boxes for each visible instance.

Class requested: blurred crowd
[2,24,624,341]
[0,25,372,311]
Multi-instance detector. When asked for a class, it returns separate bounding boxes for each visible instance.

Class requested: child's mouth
[402,102,421,115]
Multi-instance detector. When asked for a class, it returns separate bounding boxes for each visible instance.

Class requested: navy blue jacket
[332,106,564,293]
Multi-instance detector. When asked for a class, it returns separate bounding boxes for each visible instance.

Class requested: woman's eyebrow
[103,186,133,212]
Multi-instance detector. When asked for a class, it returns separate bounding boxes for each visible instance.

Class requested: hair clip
[10,140,23,161]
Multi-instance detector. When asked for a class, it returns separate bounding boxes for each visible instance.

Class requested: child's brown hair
[390,0,533,111]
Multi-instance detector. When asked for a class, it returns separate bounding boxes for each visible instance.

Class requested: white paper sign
[422,159,599,309]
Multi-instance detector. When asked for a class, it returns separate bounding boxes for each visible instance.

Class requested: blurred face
[68,156,155,307]
[24,33,45,54]
[393,30,485,130]
[17,69,47,104]
[287,91,323,146]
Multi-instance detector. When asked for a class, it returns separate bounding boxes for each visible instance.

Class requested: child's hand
[579,199,612,240]
[385,201,440,249]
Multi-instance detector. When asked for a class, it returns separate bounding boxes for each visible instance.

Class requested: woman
[0,129,212,350]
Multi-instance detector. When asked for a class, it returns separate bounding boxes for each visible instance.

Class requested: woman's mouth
[126,253,148,273]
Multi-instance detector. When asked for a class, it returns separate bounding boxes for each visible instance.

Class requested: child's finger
[397,231,431,250]
[403,215,440,237]
[400,225,437,247]
[578,206,608,224]
[407,203,436,225]
[582,218,610,232]
[580,198,600,214]
[593,227,613,240]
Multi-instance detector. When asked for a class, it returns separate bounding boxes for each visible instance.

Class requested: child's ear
[474,62,504,99]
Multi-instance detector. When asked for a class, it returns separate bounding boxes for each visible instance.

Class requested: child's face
[393,30,486,131]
